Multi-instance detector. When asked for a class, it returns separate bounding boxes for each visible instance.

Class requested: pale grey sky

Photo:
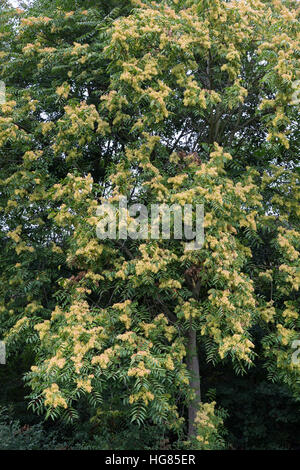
[9,0,23,6]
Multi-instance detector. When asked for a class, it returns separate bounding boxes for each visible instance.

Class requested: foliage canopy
[0,0,299,449]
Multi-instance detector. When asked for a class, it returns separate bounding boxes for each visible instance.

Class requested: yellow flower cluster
[128,361,151,377]
[117,331,136,345]
[277,324,294,346]
[23,150,43,162]
[7,225,22,243]
[279,264,299,291]
[43,384,68,409]
[71,42,89,55]
[277,233,299,261]
[219,334,254,363]
[165,356,175,371]
[46,355,66,371]
[21,16,52,26]
[194,401,223,449]
[167,174,188,188]
[75,240,103,260]
[119,313,131,329]
[259,303,276,323]
[76,377,93,393]
[92,347,116,369]
[56,83,70,99]
[6,317,28,338]
[176,301,200,321]
[129,390,154,405]
[34,320,50,340]
[159,279,182,290]
[282,302,298,321]
[25,302,41,314]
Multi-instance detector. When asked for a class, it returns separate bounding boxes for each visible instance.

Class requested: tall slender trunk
[187,326,201,438]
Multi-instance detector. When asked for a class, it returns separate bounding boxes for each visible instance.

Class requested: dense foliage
[0,0,299,450]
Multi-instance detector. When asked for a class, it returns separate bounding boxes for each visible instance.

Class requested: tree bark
[187,325,201,438]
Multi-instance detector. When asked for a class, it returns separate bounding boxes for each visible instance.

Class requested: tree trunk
[187,326,201,438]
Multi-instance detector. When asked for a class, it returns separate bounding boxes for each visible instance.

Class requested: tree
[0,0,299,448]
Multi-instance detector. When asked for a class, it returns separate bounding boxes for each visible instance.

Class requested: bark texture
[187,326,201,437]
